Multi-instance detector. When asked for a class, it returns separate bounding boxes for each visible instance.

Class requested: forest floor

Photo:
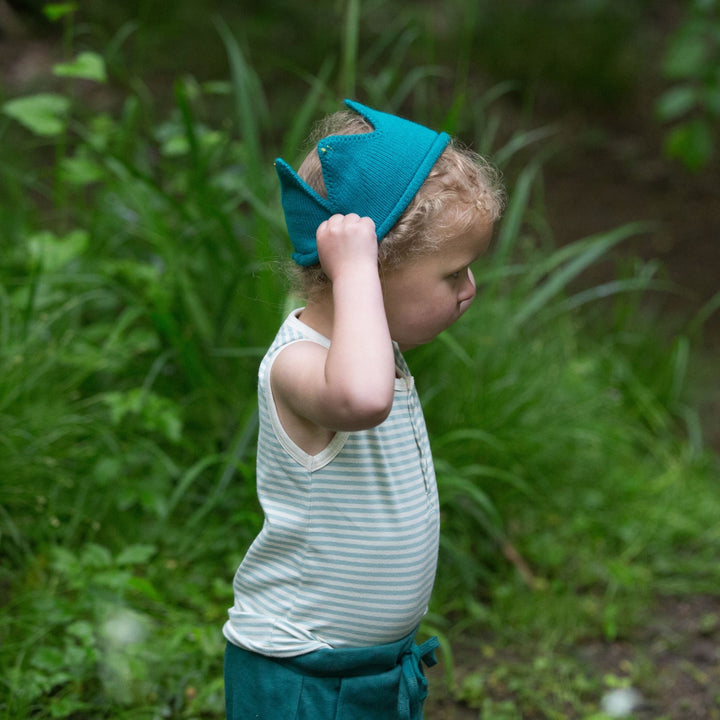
[424,88,720,720]
[541,99,720,452]
[425,594,720,719]
[2,14,719,719]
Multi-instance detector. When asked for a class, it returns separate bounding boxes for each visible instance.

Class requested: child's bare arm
[272,214,395,433]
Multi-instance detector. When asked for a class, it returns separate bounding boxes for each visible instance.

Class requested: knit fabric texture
[275,99,450,266]
[224,632,439,719]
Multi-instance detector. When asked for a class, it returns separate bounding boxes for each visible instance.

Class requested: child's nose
[458,268,476,304]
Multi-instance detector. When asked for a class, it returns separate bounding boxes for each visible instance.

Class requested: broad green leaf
[116,544,157,566]
[203,80,233,95]
[66,620,94,643]
[60,151,104,186]
[704,84,720,115]
[28,229,89,271]
[663,33,708,79]
[127,577,163,602]
[50,546,79,575]
[103,389,144,424]
[42,2,78,21]
[92,457,122,484]
[53,51,107,83]
[160,133,190,157]
[2,93,70,136]
[49,698,90,719]
[664,119,714,170]
[80,543,113,569]
[102,389,183,442]
[656,85,698,121]
[30,647,66,672]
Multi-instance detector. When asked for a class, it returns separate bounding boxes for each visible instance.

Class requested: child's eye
[448,270,463,280]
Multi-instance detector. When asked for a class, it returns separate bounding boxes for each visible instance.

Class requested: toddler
[223,99,504,719]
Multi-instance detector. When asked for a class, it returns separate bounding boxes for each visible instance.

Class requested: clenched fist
[316,214,378,282]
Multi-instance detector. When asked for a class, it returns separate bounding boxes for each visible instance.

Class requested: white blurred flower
[99,608,152,704]
[101,609,147,647]
[601,687,644,717]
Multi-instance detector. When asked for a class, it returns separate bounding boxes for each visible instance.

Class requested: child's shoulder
[269,308,330,406]
[267,338,337,455]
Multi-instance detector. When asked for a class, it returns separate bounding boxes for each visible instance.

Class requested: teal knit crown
[275,99,450,266]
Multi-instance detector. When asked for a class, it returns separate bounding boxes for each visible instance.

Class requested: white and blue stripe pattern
[223,310,440,657]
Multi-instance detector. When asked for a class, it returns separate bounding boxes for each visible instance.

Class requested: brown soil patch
[425,595,720,719]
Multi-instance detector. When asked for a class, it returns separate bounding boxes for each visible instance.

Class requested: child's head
[278,102,505,299]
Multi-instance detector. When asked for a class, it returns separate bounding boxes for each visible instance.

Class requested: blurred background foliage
[0,1,718,718]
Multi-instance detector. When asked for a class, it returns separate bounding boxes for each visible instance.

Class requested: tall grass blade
[164,454,226,520]
[341,0,361,99]
[281,58,335,163]
[436,463,505,536]
[494,124,558,168]
[669,336,690,405]
[475,110,502,158]
[433,428,507,454]
[491,159,542,269]
[509,222,650,330]
[389,67,447,111]
[436,331,474,369]
[688,289,720,338]
[551,272,674,315]
[187,406,259,528]
[214,16,267,186]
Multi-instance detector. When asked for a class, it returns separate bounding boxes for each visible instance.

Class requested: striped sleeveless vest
[223,310,440,656]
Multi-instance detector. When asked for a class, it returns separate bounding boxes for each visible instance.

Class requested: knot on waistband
[398,636,439,720]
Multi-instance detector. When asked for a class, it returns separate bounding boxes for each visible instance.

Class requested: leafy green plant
[0,22,275,715]
[456,650,599,718]
[411,157,720,646]
[1,4,719,719]
[656,0,720,169]
[1,541,226,718]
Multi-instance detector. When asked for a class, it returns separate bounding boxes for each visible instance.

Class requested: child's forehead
[432,221,492,265]
[437,211,494,249]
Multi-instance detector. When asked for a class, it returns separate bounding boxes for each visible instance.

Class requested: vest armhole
[263,340,349,471]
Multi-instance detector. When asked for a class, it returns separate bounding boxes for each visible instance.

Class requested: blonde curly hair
[287,109,505,298]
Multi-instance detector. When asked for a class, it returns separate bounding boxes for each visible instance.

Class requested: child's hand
[316,214,378,282]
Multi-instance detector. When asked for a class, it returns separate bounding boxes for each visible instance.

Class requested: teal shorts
[224,631,439,720]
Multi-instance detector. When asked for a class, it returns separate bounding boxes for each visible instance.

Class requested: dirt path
[424,97,720,720]
[425,595,720,719]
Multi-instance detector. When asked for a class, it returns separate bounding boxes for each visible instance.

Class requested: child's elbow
[335,387,394,430]
[358,395,394,428]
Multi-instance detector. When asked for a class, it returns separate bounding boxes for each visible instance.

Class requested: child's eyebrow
[464,251,485,267]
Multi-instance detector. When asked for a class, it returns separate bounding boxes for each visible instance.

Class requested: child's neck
[297,293,335,341]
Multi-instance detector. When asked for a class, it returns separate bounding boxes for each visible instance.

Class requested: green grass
[414,196,720,629]
[1,4,719,718]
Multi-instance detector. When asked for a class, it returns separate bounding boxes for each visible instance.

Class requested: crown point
[277,100,450,266]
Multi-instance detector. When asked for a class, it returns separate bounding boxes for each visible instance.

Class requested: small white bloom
[601,687,644,717]
[101,609,147,647]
